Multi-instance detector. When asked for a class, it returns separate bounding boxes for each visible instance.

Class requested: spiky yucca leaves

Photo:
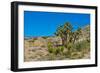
[55,22,73,47]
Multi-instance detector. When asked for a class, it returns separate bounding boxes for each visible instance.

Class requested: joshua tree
[55,22,73,47]
[73,27,82,43]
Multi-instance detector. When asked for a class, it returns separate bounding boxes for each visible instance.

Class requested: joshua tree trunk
[73,36,76,43]
[61,36,67,47]
[61,37,65,46]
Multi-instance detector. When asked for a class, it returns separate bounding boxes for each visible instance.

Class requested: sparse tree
[55,22,73,47]
[73,27,82,43]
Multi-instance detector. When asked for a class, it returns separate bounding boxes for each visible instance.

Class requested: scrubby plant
[72,40,90,52]
[47,41,65,56]
[70,52,83,59]
[48,47,54,54]
[54,46,65,55]
[63,43,73,58]
[74,43,82,51]
[67,43,73,50]
[60,46,64,53]
[47,42,55,54]
[42,36,48,39]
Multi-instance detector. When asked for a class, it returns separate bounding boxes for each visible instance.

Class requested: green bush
[67,43,73,50]
[48,47,54,53]
[63,40,90,59]
[58,46,64,54]
[60,46,64,52]
[47,42,53,48]
[55,47,60,55]
[53,46,65,55]
[73,40,90,52]
[47,42,55,53]
[75,43,82,51]
[47,42,65,55]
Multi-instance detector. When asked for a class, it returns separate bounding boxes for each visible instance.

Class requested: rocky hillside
[24,25,90,62]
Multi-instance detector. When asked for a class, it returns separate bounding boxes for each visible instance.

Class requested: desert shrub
[47,42,55,53]
[70,52,83,59]
[64,43,81,58]
[86,38,90,43]
[75,43,82,51]
[29,38,37,42]
[58,46,64,54]
[64,40,90,59]
[66,43,74,55]
[41,45,46,48]
[55,47,60,55]
[67,43,73,50]
[48,54,56,60]
[73,40,90,52]
[42,36,48,39]
[53,46,65,55]
[64,51,71,58]
[48,47,54,53]
[60,46,64,52]
[47,42,65,55]
[31,39,35,42]
[47,42,52,49]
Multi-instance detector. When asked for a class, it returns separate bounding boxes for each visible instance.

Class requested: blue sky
[24,11,90,37]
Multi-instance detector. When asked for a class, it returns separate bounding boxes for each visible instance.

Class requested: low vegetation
[24,22,90,61]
